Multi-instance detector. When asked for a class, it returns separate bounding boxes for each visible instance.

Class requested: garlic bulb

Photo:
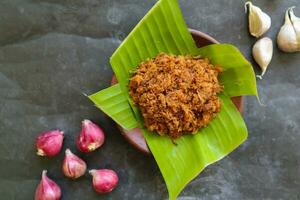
[277,7,300,52]
[252,37,273,78]
[289,7,300,44]
[245,1,271,38]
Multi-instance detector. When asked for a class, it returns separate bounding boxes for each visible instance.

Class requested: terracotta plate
[111,29,243,155]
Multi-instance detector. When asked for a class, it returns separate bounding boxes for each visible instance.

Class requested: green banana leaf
[142,94,247,200]
[88,0,258,199]
[89,84,138,130]
[195,44,257,97]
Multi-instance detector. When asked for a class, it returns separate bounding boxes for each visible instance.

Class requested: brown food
[129,53,223,138]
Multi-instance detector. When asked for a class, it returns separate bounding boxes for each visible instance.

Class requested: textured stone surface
[0,0,300,199]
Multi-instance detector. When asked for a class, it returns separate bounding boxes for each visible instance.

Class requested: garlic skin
[36,130,64,157]
[288,7,300,50]
[77,119,105,153]
[245,1,271,38]
[89,169,119,193]
[35,170,61,200]
[252,37,273,78]
[62,149,87,179]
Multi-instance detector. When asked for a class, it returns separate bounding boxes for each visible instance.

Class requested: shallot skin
[77,120,105,153]
[36,130,64,157]
[89,169,119,193]
[35,170,61,200]
[62,149,87,179]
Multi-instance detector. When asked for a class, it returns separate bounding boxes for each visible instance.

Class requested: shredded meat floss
[129,53,223,138]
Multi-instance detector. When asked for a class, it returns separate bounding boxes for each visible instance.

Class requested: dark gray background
[0,0,300,199]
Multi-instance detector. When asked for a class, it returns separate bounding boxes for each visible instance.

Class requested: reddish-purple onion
[35,170,61,200]
[36,130,64,157]
[89,169,119,193]
[62,149,87,179]
[76,120,105,153]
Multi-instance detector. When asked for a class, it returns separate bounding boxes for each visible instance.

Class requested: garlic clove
[76,119,105,153]
[35,170,61,200]
[245,1,271,38]
[277,7,300,52]
[252,37,273,79]
[89,169,119,194]
[62,149,87,179]
[289,7,300,49]
[36,130,64,157]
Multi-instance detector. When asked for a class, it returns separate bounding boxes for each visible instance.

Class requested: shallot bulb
[36,130,64,157]
[77,119,105,153]
[62,149,87,179]
[35,170,61,200]
[89,169,119,193]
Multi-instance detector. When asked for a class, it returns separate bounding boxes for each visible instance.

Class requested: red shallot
[62,149,87,179]
[36,130,64,157]
[89,169,119,193]
[35,170,61,200]
[77,120,105,153]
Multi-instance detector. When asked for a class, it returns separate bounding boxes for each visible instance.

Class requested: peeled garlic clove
[76,119,105,153]
[62,149,87,179]
[252,37,273,78]
[289,7,300,49]
[89,169,119,193]
[36,130,64,157]
[35,170,61,200]
[277,7,300,52]
[245,1,271,38]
